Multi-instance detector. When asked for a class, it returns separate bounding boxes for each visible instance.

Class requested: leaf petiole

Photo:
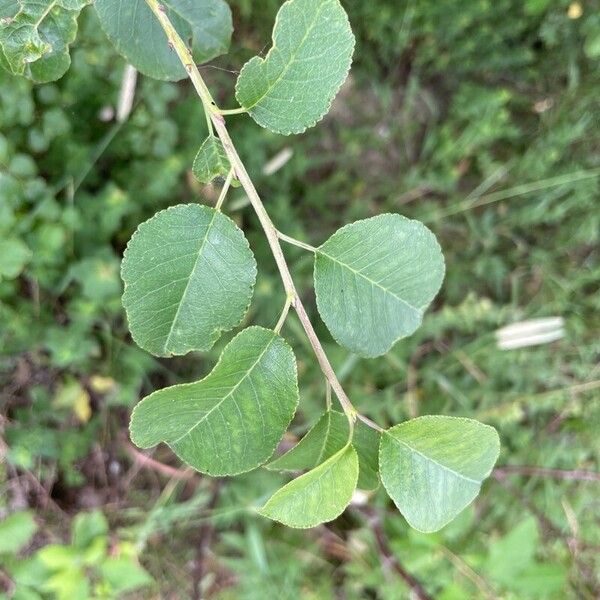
[274,294,294,334]
[216,106,248,116]
[215,168,235,211]
[277,231,317,253]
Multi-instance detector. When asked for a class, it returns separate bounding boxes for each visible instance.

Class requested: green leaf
[121,204,256,357]
[101,557,153,595]
[235,0,354,135]
[314,214,445,357]
[260,444,358,528]
[130,327,299,476]
[0,237,32,280]
[379,416,499,532]
[94,0,232,81]
[192,135,238,186]
[267,410,379,490]
[0,511,37,554]
[0,0,89,83]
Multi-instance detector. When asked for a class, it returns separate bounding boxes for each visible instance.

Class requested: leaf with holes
[130,327,299,475]
[94,0,232,81]
[260,444,358,527]
[235,0,354,135]
[314,214,445,358]
[0,0,90,83]
[121,204,256,357]
[267,410,379,490]
[379,416,500,532]
[192,135,239,186]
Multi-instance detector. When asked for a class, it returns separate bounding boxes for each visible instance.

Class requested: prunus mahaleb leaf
[314,214,445,358]
[192,135,238,186]
[0,0,89,83]
[94,0,232,81]
[379,416,500,533]
[260,444,358,528]
[130,327,299,476]
[267,410,379,490]
[235,0,355,135]
[121,204,256,357]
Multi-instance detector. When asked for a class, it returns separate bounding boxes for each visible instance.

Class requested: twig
[493,465,600,482]
[364,510,432,600]
[124,442,196,481]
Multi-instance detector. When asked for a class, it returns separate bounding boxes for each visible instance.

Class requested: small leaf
[192,135,238,186]
[379,416,500,532]
[121,204,256,357]
[130,327,299,476]
[314,214,445,357]
[268,410,379,490]
[235,0,355,135]
[260,444,358,528]
[0,237,32,280]
[0,511,37,554]
[94,0,232,81]
[0,0,89,83]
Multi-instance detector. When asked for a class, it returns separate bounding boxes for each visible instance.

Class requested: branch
[145,0,359,425]
[124,442,196,481]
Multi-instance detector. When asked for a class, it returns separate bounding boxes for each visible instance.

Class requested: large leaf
[379,416,500,532]
[267,410,379,490]
[94,0,232,81]
[0,0,89,83]
[314,214,445,357]
[235,0,354,135]
[130,327,299,476]
[121,204,256,357]
[192,135,238,186]
[260,444,358,528]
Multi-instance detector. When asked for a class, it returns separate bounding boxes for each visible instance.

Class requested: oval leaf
[260,444,358,528]
[379,416,500,532]
[121,204,256,357]
[192,135,238,186]
[314,214,445,357]
[235,0,354,135]
[268,410,379,490]
[94,0,232,81]
[0,0,89,83]
[130,327,299,476]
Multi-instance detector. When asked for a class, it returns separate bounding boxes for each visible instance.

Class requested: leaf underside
[129,327,299,476]
[379,416,500,532]
[235,0,355,135]
[94,0,232,81]
[121,204,256,357]
[0,0,89,83]
[267,410,379,491]
[260,444,359,528]
[314,214,445,358]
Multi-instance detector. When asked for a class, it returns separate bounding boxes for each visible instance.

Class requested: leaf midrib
[162,209,218,353]
[170,333,276,445]
[317,250,421,316]
[386,432,480,485]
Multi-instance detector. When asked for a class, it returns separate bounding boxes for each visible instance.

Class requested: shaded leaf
[235,0,354,134]
[314,214,445,357]
[379,416,499,532]
[192,135,238,186]
[268,410,379,490]
[95,0,232,81]
[0,0,89,83]
[130,327,299,476]
[260,444,358,528]
[121,204,256,357]
[0,237,32,279]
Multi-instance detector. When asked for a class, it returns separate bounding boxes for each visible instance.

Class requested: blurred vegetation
[1,0,599,598]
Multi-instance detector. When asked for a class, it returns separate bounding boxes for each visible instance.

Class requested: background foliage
[1,0,599,597]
